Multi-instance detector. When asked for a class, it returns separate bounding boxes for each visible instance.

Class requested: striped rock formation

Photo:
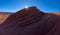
[0,6,60,35]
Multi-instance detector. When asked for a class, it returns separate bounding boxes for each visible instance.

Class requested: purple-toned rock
[0,6,60,35]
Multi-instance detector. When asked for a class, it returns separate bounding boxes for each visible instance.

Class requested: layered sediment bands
[0,6,60,35]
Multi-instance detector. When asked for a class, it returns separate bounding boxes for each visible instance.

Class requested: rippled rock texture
[0,6,60,35]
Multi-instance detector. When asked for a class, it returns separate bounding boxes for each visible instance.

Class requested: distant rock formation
[0,12,12,24]
[0,6,60,35]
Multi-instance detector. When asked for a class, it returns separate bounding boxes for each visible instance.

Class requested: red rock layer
[0,6,60,35]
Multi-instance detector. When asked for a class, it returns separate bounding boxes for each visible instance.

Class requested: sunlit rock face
[0,12,12,24]
[0,6,60,35]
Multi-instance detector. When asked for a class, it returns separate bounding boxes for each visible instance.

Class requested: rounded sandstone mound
[0,6,60,35]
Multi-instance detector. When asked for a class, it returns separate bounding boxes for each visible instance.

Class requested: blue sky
[0,0,60,13]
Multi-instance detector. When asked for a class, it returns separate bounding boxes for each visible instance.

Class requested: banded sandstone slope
[0,6,60,35]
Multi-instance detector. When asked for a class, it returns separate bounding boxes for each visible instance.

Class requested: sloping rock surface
[0,12,11,24]
[0,6,60,35]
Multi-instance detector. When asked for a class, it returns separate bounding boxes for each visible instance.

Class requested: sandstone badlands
[0,6,60,35]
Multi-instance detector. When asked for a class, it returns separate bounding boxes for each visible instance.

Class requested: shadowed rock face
[0,6,60,35]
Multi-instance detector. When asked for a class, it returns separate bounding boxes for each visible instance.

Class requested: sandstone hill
[0,6,60,35]
[0,12,12,24]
